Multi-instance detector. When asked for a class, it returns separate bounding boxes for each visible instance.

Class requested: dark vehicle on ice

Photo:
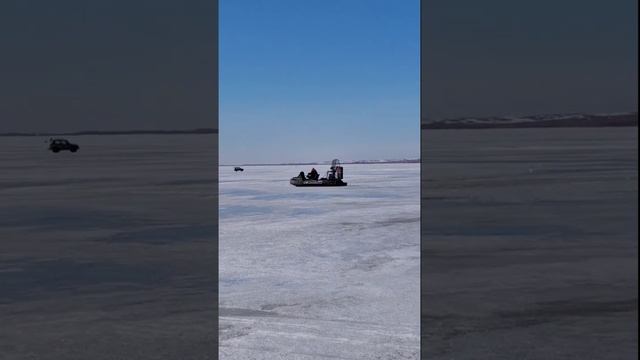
[234,167,244,172]
[290,159,347,187]
[48,138,79,153]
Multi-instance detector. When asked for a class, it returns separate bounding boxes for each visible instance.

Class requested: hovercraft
[290,159,348,187]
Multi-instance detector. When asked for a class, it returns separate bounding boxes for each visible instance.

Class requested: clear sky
[219,0,420,165]
[422,0,638,121]
[0,0,217,133]
[2,0,635,153]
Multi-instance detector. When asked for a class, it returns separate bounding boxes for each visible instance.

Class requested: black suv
[49,138,79,153]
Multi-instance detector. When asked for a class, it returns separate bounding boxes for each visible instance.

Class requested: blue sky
[422,0,637,121]
[219,0,420,165]
[1,0,217,133]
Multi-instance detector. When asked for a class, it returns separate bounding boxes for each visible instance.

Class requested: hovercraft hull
[290,178,347,187]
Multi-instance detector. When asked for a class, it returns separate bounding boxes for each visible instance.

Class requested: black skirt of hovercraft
[290,177,347,187]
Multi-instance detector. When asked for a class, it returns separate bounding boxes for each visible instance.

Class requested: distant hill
[0,128,218,137]
[347,159,419,164]
[422,112,637,129]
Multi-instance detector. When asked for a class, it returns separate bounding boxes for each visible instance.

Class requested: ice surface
[219,164,420,359]
[421,128,638,359]
[0,135,218,359]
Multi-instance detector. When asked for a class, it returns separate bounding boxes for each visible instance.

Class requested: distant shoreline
[422,112,637,129]
[221,160,420,167]
[5,112,637,135]
[0,128,218,137]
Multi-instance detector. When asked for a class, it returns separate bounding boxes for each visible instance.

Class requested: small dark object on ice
[48,138,79,153]
[234,167,244,172]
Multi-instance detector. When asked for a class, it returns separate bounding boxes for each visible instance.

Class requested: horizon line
[220,159,421,167]
[0,128,218,137]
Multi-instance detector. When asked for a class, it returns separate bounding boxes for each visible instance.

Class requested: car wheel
[52,148,59,153]
[71,148,77,152]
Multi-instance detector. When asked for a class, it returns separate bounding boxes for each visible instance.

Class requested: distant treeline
[0,128,218,137]
[224,159,420,167]
[349,159,420,164]
[422,112,638,129]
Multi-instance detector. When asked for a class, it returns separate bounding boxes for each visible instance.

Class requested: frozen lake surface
[0,135,218,359]
[3,128,634,359]
[422,128,638,359]
[219,164,420,359]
